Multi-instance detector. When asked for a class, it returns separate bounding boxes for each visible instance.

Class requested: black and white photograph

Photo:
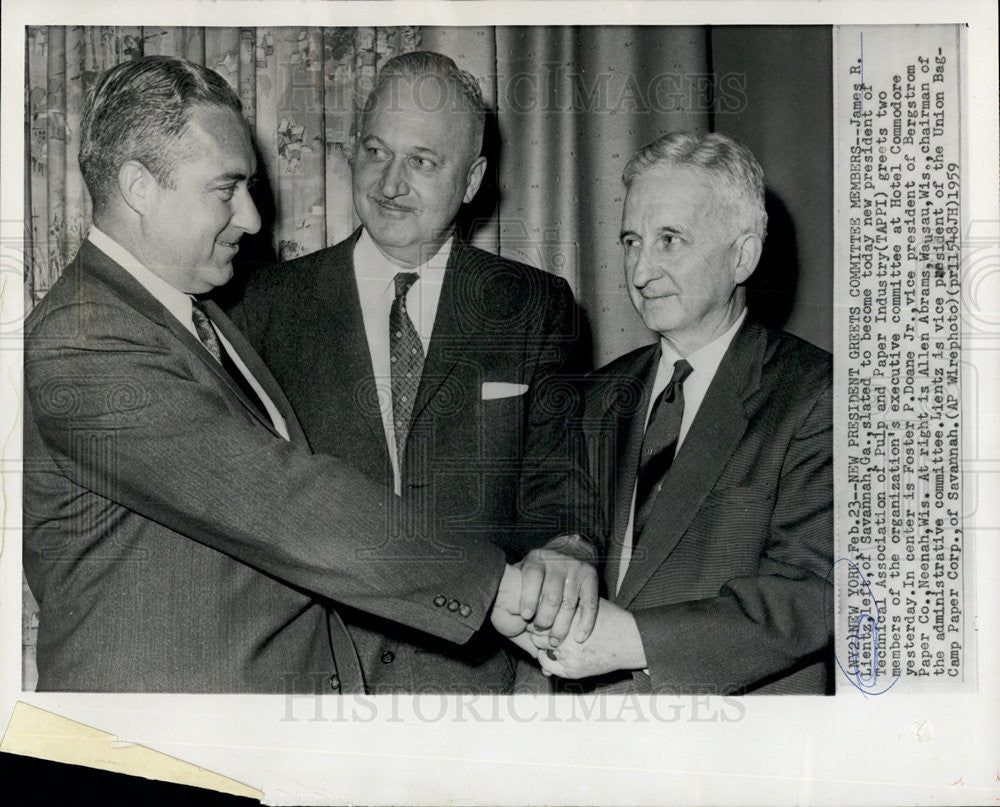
[1,1,997,805]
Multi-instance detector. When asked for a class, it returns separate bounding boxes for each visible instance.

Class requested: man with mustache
[232,51,599,693]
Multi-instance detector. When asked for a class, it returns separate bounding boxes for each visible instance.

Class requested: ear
[463,156,487,204]
[732,232,763,285]
[118,161,158,216]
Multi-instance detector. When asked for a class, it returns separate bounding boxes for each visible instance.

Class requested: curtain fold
[496,26,710,363]
[24,25,832,356]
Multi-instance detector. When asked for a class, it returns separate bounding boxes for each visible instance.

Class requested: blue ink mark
[825,558,900,697]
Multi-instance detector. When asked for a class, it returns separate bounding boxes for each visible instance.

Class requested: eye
[621,234,640,250]
[367,146,389,161]
[216,186,236,201]
[409,155,436,170]
[661,234,676,247]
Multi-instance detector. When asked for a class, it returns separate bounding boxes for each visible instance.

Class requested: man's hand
[531,598,646,679]
[489,565,543,659]
[517,535,599,646]
[491,564,529,637]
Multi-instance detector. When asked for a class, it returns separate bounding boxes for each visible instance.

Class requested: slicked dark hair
[79,55,244,210]
[359,50,486,159]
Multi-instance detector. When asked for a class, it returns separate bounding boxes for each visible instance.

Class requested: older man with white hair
[532,132,834,695]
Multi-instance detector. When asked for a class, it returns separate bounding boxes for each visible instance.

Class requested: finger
[529,631,551,648]
[537,650,557,674]
[546,576,582,646]
[573,569,601,642]
[531,566,569,631]
[490,606,528,638]
[537,650,568,679]
[518,559,545,620]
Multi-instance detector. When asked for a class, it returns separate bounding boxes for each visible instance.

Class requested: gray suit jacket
[580,319,833,694]
[23,240,506,692]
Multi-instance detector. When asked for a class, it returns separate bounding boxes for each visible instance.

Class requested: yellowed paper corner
[0,701,262,800]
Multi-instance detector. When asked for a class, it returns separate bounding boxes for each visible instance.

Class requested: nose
[379,157,410,199]
[629,243,662,289]
[233,185,261,236]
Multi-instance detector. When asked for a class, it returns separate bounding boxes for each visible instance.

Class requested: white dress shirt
[354,229,451,494]
[615,309,747,594]
[87,227,289,440]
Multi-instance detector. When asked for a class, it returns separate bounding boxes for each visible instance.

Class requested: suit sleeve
[516,279,604,554]
[25,300,505,644]
[631,378,833,693]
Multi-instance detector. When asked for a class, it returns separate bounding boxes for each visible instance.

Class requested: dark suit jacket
[232,230,595,693]
[580,318,833,694]
[23,240,506,693]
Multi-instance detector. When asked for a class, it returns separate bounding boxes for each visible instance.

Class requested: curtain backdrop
[25,25,833,359]
[22,25,832,689]
[24,25,718,362]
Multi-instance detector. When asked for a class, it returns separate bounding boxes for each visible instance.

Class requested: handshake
[488,538,647,681]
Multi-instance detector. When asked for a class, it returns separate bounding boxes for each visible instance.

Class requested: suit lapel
[310,233,387,451]
[80,242,285,437]
[200,299,303,441]
[616,320,766,607]
[408,241,467,427]
[602,346,658,593]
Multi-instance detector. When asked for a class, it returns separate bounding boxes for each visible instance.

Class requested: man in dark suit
[232,51,599,693]
[532,132,833,694]
[22,55,580,693]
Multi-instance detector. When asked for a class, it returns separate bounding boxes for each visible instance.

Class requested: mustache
[368,195,417,213]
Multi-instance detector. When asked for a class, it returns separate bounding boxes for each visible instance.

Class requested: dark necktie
[390,272,424,468]
[191,301,269,420]
[632,358,693,547]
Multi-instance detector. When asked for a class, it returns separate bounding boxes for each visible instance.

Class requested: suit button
[459,604,472,617]
[447,599,460,612]
[433,595,447,607]
[329,675,340,691]
[381,651,395,664]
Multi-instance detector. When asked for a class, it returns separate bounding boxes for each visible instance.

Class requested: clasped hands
[490,537,646,680]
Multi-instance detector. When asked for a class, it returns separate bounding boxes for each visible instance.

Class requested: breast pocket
[479,390,527,460]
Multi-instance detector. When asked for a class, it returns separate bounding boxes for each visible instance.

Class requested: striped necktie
[389,272,424,468]
[191,301,268,420]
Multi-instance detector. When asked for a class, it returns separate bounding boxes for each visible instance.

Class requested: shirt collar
[354,229,452,291]
[88,226,195,334]
[659,309,747,378]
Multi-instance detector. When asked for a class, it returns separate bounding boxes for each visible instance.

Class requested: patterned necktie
[632,358,693,547]
[191,301,268,419]
[390,272,424,468]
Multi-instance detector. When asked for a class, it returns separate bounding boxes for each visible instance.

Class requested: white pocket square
[481,382,529,400]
